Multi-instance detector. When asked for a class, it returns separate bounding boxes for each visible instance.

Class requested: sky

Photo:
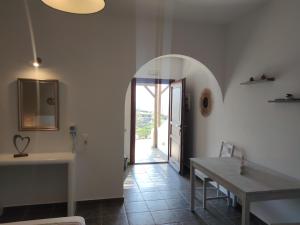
[136,84,169,116]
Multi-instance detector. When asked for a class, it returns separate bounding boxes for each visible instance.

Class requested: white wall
[171,20,226,93]
[0,0,136,206]
[127,1,300,222]
[0,0,225,207]
[124,83,131,162]
[3,0,299,221]
[225,0,300,176]
[224,0,300,222]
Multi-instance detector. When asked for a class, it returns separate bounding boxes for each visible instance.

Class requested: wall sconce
[33,57,42,67]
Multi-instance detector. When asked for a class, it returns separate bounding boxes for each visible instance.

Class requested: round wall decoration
[200,88,212,117]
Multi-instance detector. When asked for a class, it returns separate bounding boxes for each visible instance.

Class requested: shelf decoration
[268,94,300,103]
[200,88,212,117]
[240,74,275,85]
[13,134,30,158]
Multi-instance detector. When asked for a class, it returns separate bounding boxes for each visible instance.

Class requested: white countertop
[0,152,75,166]
[191,157,300,193]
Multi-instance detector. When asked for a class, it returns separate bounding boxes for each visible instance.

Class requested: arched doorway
[124,54,223,174]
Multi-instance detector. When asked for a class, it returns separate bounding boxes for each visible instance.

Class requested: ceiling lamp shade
[41,0,105,14]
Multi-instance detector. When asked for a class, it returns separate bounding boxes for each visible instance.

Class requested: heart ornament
[13,134,30,157]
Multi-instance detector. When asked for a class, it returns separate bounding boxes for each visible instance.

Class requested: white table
[0,153,76,216]
[190,157,300,225]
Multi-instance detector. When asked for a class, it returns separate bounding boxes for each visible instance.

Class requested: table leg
[190,163,195,211]
[233,195,238,208]
[203,178,207,209]
[242,197,250,225]
[227,190,231,207]
[68,161,75,216]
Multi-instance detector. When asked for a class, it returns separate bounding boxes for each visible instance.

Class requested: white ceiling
[135,55,213,81]
[108,0,269,24]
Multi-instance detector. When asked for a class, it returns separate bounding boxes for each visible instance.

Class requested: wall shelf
[241,77,275,85]
[268,98,300,103]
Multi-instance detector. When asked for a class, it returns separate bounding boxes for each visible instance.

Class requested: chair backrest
[219,141,235,158]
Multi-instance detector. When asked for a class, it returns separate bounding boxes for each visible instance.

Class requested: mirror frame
[18,78,59,131]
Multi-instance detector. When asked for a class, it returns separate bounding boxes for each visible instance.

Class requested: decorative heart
[13,135,30,154]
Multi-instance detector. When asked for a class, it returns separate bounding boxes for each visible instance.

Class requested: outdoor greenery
[136,110,168,140]
[136,110,153,139]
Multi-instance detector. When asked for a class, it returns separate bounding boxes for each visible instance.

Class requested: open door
[130,78,171,164]
[169,79,186,174]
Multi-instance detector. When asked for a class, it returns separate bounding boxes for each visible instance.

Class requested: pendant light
[41,0,105,14]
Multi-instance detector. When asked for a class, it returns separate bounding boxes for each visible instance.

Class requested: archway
[124,54,223,172]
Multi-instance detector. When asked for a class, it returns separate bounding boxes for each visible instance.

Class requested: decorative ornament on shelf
[200,88,212,117]
[240,74,275,85]
[13,134,30,158]
[268,93,300,103]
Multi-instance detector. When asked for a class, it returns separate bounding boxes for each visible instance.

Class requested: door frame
[129,78,173,164]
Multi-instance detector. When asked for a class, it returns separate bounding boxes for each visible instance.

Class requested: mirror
[18,79,59,131]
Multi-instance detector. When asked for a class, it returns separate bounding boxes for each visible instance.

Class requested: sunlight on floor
[135,139,168,163]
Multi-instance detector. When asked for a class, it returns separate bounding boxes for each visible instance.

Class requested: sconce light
[33,57,42,68]
[41,0,105,14]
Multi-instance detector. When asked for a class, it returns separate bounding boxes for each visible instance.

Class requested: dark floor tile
[76,201,102,219]
[102,204,125,216]
[160,190,182,199]
[23,204,54,220]
[181,221,206,225]
[165,198,189,210]
[209,199,241,219]
[0,206,28,223]
[194,206,234,225]
[142,191,164,201]
[85,216,102,225]
[125,202,148,213]
[127,212,155,225]
[123,188,141,194]
[139,187,158,193]
[157,223,180,225]
[100,199,125,216]
[174,209,203,223]
[101,199,124,207]
[52,203,67,217]
[146,200,169,211]
[151,210,179,224]
[102,214,129,225]
[124,193,144,202]
[0,164,267,225]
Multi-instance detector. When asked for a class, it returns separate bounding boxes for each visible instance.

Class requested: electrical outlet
[81,133,88,145]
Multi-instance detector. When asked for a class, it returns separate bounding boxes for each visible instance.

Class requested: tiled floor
[135,139,168,163]
[0,164,266,225]
[120,164,266,225]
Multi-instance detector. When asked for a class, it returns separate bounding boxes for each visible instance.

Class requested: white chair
[202,141,235,209]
